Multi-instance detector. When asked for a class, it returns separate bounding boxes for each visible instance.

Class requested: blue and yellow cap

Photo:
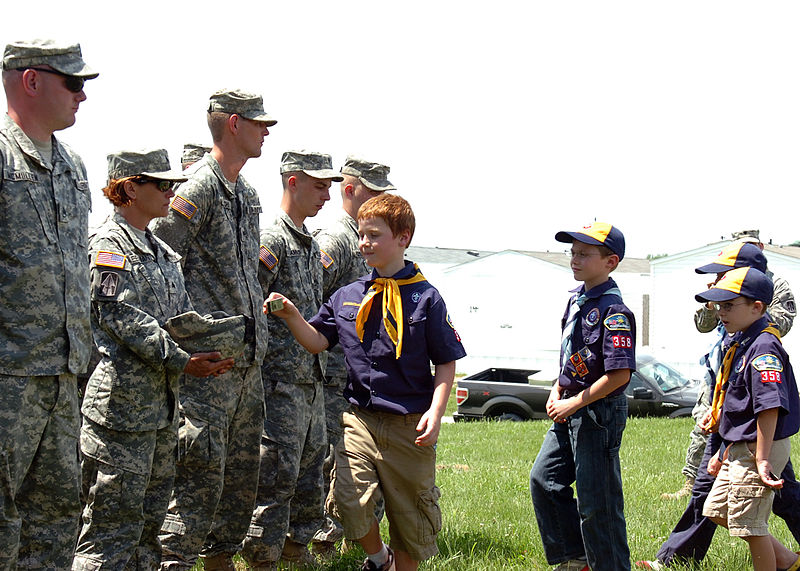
[555,222,625,260]
[695,242,766,274]
[695,267,773,304]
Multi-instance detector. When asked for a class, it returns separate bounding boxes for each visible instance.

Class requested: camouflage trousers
[241,380,326,564]
[159,364,264,569]
[73,418,176,570]
[0,373,81,571]
[682,380,712,481]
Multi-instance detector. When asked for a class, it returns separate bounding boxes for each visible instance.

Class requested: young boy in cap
[263,193,465,571]
[694,267,800,571]
[530,222,636,571]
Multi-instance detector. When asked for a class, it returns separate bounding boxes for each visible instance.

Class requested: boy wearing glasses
[530,222,636,571]
[694,268,800,571]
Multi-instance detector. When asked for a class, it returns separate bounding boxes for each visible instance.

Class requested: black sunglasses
[22,67,85,93]
[133,177,175,193]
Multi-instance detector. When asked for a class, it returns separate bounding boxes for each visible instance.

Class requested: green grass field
[204,414,800,570]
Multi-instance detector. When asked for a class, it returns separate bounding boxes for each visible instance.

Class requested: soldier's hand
[184,352,235,378]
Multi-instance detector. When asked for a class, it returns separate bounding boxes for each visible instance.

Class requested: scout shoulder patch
[320,249,334,269]
[259,245,278,270]
[171,195,198,220]
[95,250,126,269]
[604,313,631,331]
[446,313,461,342]
[752,353,783,372]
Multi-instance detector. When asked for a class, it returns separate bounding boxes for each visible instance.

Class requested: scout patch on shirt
[171,195,198,220]
[98,271,120,297]
[752,353,784,383]
[585,308,600,326]
[569,347,592,377]
[611,335,633,349]
[446,313,462,342]
[604,313,630,331]
[736,357,746,373]
[95,250,126,269]
[320,249,334,269]
[259,245,278,270]
[411,292,421,303]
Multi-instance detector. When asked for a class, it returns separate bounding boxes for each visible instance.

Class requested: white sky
[3,1,800,258]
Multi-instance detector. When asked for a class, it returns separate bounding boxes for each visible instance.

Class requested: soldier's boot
[660,477,695,500]
[200,553,236,571]
[280,539,319,568]
[311,540,338,562]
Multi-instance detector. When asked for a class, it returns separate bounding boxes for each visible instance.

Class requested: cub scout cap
[107,149,188,184]
[695,266,774,304]
[280,150,344,181]
[164,311,254,359]
[208,89,277,125]
[340,156,396,191]
[181,143,210,167]
[555,222,625,260]
[3,39,98,78]
[695,242,767,274]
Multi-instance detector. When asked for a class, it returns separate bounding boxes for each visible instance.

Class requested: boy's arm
[546,369,630,423]
[755,407,783,489]
[415,360,456,447]
[264,293,329,354]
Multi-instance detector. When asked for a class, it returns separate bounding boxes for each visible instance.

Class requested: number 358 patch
[612,335,632,348]
[752,353,783,383]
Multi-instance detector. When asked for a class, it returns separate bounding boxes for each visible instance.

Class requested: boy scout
[0,39,97,569]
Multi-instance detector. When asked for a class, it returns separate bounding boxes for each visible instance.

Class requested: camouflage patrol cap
[340,156,395,191]
[181,143,210,167]
[280,150,344,181]
[3,39,98,78]
[732,229,761,245]
[208,89,277,125]
[106,149,188,184]
[164,311,254,360]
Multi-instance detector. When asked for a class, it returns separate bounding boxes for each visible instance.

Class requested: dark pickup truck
[454,354,700,421]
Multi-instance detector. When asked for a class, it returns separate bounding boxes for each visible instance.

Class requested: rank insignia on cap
[98,271,120,297]
[585,308,600,326]
[604,313,631,331]
[752,353,783,372]
[95,250,126,269]
[320,249,334,269]
[259,245,278,269]
[171,195,198,220]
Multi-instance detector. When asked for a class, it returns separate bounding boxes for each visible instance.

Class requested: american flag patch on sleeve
[95,250,126,269]
[320,249,334,269]
[171,195,198,220]
[259,245,278,269]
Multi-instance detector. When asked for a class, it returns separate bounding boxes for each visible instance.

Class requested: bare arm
[415,360,456,446]
[546,369,631,423]
[264,292,329,354]
[756,407,783,489]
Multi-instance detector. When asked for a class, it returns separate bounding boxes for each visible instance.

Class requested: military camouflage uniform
[311,212,369,545]
[0,113,92,569]
[151,153,267,568]
[73,213,192,570]
[241,210,327,564]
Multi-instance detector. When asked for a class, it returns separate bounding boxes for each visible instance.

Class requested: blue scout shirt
[309,261,466,415]
[558,278,636,396]
[720,315,800,443]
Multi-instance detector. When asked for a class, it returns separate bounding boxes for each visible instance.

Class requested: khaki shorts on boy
[328,407,441,560]
[703,439,791,536]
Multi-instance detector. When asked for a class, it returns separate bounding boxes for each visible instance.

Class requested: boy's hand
[415,410,442,446]
[698,409,718,434]
[263,292,297,320]
[757,460,784,489]
[707,454,722,477]
[547,395,579,423]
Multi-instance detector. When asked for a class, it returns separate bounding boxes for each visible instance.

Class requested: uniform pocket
[177,398,225,469]
[416,485,442,544]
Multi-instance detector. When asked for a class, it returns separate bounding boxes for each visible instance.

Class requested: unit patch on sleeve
[171,195,198,220]
[98,271,120,297]
[95,250,126,269]
[752,353,784,383]
[446,313,462,342]
[320,249,334,269]
[604,313,631,331]
[259,245,278,270]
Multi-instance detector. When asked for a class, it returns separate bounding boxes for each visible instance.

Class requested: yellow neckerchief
[355,264,427,359]
[707,323,781,432]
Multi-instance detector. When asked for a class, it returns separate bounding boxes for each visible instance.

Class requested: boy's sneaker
[361,547,395,571]
[554,559,588,571]
[635,560,667,570]
[661,478,694,500]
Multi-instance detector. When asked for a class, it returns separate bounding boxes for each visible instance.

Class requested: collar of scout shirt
[569,277,622,301]
[356,262,427,359]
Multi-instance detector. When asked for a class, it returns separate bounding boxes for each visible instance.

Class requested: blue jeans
[530,393,630,571]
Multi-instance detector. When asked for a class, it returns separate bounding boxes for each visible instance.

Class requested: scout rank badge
[569,347,592,377]
[752,353,783,383]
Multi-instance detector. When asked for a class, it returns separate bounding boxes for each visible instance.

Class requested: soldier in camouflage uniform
[151,90,275,571]
[181,143,210,172]
[0,40,97,570]
[241,150,341,570]
[73,150,236,570]
[311,156,394,557]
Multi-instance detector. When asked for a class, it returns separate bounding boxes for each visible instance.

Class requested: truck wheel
[497,412,525,422]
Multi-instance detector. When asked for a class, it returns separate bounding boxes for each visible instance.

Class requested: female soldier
[73,149,234,570]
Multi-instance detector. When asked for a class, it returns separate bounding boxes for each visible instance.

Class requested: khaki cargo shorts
[327,407,441,561]
[703,438,790,537]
